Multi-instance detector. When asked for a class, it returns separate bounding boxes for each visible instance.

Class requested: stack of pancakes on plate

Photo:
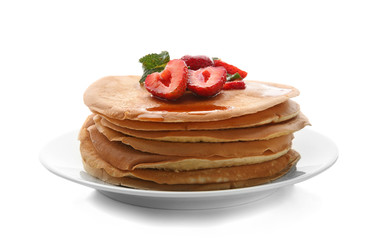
[79,75,309,191]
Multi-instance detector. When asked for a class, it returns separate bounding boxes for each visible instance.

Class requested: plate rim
[39,128,338,198]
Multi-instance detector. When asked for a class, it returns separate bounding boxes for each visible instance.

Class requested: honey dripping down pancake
[80,73,310,191]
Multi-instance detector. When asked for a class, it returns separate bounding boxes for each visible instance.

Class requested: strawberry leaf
[227,72,242,81]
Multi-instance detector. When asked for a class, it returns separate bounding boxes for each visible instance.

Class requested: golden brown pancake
[82,151,299,185]
[99,100,300,131]
[133,150,291,171]
[82,159,297,191]
[95,113,309,142]
[129,151,299,184]
[79,122,300,189]
[80,75,308,191]
[83,117,292,171]
[84,76,299,122]
[93,120,294,158]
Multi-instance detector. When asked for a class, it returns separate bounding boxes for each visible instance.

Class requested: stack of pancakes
[79,75,309,191]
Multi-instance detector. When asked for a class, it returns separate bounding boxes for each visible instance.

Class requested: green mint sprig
[139,51,170,84]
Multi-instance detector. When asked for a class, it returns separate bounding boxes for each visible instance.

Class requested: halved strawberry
[187,66,227,97]
[144,59,188,100]
[223,80,246,90]
[214,59,248,79]
[180,55,214,70]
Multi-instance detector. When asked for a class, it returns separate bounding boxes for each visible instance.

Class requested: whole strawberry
[180,55,214,70]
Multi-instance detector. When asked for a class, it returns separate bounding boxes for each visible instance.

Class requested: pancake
[95,113,309,142]
[99,100,300,131]
[82,148,299,184]
[80,122,300,188]
[82,158,297,191]
[133,150,291,171]
[83,117,292,171]
[84,75,299,122]
[128,151,299,184]
[93,119,294,158]
[80,75,308,191]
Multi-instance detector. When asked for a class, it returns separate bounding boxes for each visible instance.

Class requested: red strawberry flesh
[187,66,227,97]
[214,59,248,79]
[223,80,246,90]
[144,59,188,100]
[180,55,214,70]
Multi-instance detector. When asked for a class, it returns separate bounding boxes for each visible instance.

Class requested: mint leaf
[139,51,170,83]
[227,72,242,81]
[139,67,165,84]
[139,51,170,70]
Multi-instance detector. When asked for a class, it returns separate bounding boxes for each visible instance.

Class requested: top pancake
[100,100,300,131]
[84,75,300,122]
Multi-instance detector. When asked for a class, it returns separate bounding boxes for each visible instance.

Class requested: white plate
[40,128,338,210]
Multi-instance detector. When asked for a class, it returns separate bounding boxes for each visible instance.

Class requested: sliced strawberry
[144,59,188,100]
[187,66,227,97]
[223,81,246,90]
[180,55,214,70]
[214,59,247,79]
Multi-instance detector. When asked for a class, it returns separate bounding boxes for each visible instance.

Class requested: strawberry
[180,55,214,70]
[214,59,248,79]
[144,59,188,100]
[187,66,227,97]
[222,80,246,90]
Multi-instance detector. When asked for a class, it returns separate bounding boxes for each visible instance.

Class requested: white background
[1,0,379,239]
